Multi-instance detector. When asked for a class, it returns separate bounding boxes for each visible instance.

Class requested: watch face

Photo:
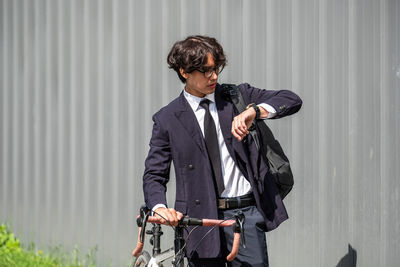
[246,103,256,110]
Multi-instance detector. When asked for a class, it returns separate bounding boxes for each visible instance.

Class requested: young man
[142,35,302,266]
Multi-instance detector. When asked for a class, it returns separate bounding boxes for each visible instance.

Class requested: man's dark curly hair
[167,35,227,83]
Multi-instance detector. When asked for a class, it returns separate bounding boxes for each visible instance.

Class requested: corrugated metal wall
[1,0,399,266]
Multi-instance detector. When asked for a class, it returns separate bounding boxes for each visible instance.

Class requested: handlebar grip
[132,226,144,257]
[201,219,235,227]
[226,232,241,262]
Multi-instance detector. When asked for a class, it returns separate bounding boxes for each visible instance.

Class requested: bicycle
[132,205,246,267]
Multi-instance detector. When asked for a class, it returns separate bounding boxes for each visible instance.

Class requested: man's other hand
[154,207,183,227]
[231,106,268,141]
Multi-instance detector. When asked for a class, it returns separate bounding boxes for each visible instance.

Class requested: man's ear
[179,68,188,79]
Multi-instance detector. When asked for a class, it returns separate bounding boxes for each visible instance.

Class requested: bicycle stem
[149,224,163,256]
[173,223,185,267]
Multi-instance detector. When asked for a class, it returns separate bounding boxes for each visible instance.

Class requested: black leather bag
[222,84,294,199]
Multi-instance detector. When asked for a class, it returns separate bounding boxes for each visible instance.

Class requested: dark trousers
[189,205,269,267]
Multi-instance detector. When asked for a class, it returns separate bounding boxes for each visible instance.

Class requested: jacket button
[188,164,194,170]
[195,200,200,205]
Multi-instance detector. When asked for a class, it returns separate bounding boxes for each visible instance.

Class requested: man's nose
[210,71,218,80]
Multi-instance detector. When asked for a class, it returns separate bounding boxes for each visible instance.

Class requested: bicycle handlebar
[132,215,241,262]
[145,216,236,227]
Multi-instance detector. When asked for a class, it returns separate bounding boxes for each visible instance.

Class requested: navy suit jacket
[143,83,302,258]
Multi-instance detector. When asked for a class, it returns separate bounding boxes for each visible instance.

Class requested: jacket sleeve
[238,83,303,119]
[142,112,172,210]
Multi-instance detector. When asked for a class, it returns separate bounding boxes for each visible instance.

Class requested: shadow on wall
[336,244,357,267]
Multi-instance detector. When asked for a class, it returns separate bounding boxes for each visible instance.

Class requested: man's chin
[205,87,216,94]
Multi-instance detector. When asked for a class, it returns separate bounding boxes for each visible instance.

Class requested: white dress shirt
[153,89,276,211]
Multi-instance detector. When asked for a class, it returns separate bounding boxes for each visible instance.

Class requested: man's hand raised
[231,106,268,141]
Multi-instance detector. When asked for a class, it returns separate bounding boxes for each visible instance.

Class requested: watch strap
[246,103,260,120]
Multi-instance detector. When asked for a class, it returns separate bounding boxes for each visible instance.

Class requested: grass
[0,224,97,267]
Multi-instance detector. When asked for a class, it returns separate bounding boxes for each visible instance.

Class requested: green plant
[0,224,98,267]
[0,224,21,254]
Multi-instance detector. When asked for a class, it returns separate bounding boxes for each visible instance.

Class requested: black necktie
[199,99,225,196]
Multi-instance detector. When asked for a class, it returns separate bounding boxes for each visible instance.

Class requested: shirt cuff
[258,103,276,119]
[152,204,167,214]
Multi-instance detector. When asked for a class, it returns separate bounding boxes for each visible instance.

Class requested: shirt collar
[183,88,215,112]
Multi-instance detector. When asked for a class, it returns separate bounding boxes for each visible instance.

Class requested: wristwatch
[246,103,260,120]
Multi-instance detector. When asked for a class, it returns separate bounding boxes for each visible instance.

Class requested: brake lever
[137,205,150,243]
[233,211,246,248]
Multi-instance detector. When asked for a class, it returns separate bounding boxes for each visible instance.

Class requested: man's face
[180,53,219,98]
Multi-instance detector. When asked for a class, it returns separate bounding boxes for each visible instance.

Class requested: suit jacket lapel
[174,93,207,156]
[215,86,233,150]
